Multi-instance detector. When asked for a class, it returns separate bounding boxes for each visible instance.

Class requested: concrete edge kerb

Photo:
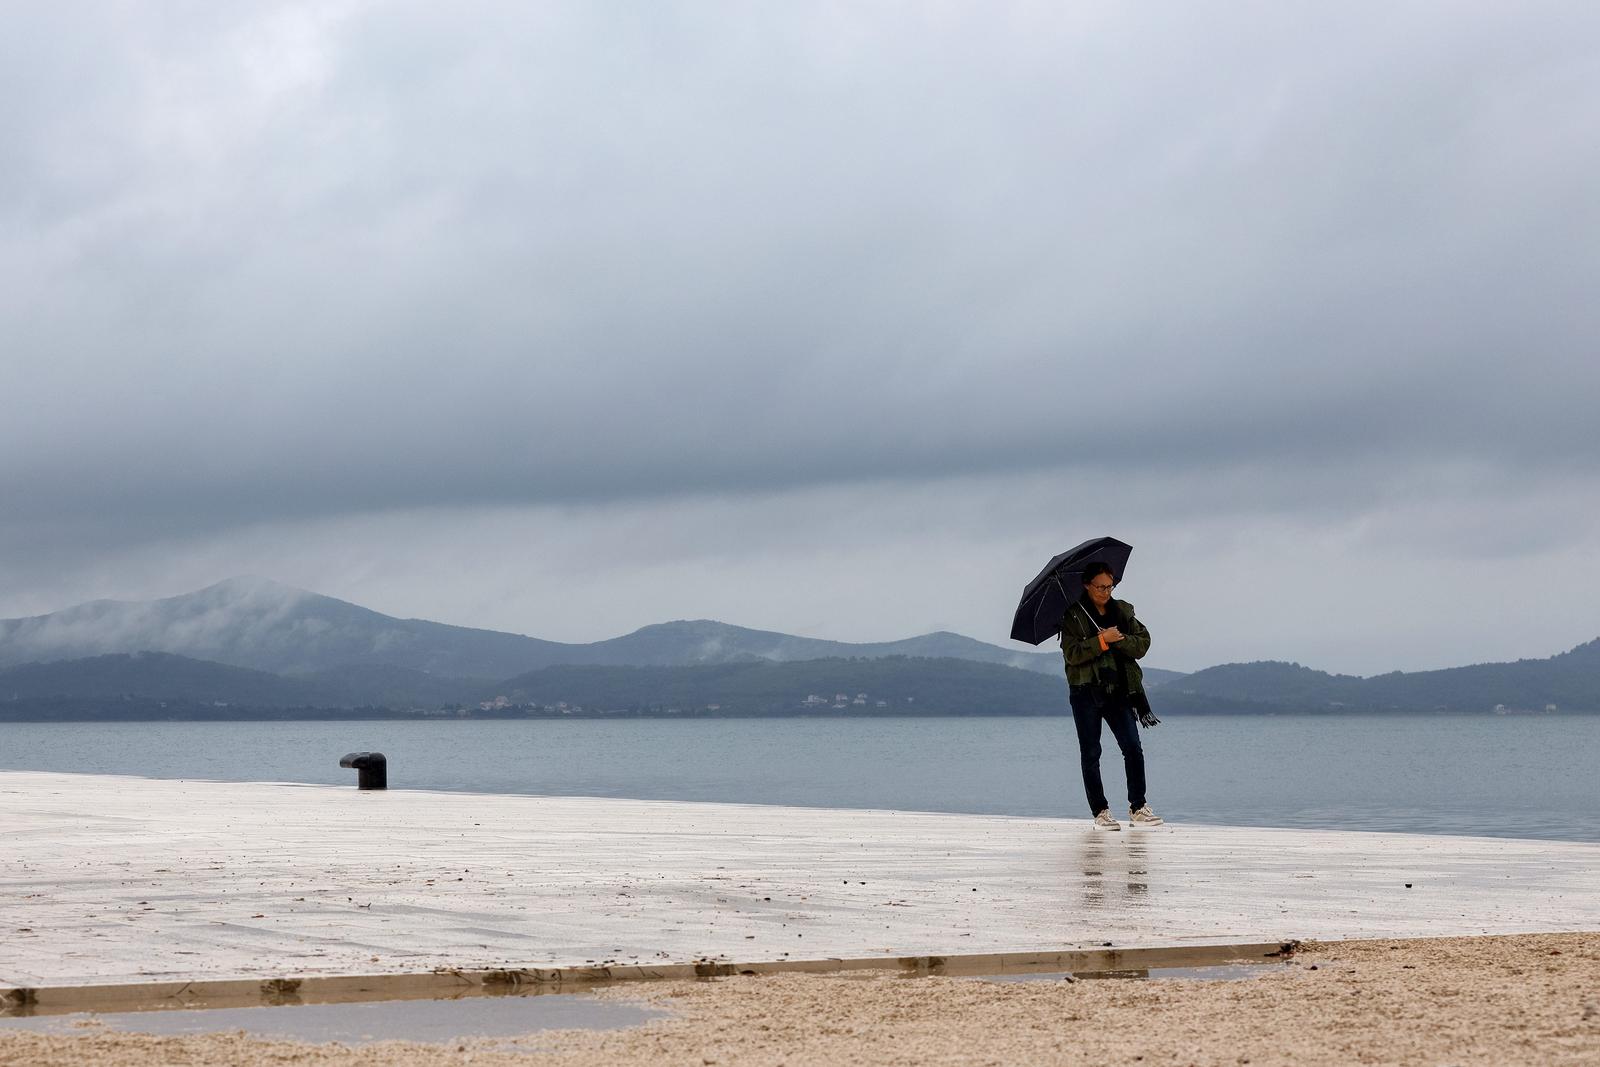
[1,941,1299,1017]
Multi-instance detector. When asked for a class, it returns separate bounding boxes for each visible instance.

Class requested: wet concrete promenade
[5,770,1598,995]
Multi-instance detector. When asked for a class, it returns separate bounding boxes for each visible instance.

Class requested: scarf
[1077,593,1123,631]
[1075,594,1161,727]
[1077,594,1131,696]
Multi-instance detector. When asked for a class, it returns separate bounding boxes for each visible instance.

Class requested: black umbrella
[1009,536,1133,646]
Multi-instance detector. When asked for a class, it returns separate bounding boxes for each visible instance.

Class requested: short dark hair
[1081,562,1115,587]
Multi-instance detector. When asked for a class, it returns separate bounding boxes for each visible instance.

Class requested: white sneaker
[1129,805,1165,827]
[1093,809,1122,831]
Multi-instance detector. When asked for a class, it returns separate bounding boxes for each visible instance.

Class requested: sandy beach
[4,932,1597,1066]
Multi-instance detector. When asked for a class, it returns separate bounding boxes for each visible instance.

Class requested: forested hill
[489,657,1063,715]
[1162,637,1600,713]
[0,652,468,710]
[0,655,1067,720]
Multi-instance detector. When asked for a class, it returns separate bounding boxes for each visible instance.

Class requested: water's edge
[4,715,1597,843]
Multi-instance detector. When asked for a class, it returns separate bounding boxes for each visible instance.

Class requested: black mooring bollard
[339,751,388,790]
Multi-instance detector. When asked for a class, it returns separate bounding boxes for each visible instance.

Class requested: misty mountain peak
[191,575,314,604]
[625,620,785,641]
[204,574,296,593]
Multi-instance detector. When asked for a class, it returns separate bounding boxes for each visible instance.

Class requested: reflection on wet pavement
[1079,833,1151,908]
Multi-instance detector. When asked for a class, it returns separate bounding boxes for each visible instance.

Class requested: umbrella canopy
[1009,536,1133,646]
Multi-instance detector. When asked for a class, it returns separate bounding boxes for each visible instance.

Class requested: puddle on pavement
[0,992,665,1045]
[980,962,1281,983]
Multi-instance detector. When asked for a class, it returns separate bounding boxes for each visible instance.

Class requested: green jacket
[1059,598,1152,692]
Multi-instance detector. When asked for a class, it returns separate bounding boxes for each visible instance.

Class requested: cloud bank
[3,1,1597,673]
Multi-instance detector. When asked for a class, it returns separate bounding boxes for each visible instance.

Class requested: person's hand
[1101,627,1124,643]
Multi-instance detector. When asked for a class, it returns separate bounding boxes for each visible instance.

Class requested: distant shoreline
[4,705,1596,723]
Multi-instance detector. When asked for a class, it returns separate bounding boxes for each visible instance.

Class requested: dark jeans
[1069,686,1147,815]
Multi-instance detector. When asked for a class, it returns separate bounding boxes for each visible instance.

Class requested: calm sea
[2,715,1596,842]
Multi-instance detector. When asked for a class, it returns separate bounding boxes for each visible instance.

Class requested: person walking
[1059,562,1164,830]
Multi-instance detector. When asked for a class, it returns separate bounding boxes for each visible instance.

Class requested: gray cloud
[3,2,1598,672]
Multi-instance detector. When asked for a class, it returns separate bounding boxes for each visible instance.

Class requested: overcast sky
[3,1,1598,675]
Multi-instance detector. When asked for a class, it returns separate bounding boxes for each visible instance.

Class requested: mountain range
[0,578,1594,718]
[0,576,1095,679]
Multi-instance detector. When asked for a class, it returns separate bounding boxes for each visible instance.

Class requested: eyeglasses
[1087,582,1116,593]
